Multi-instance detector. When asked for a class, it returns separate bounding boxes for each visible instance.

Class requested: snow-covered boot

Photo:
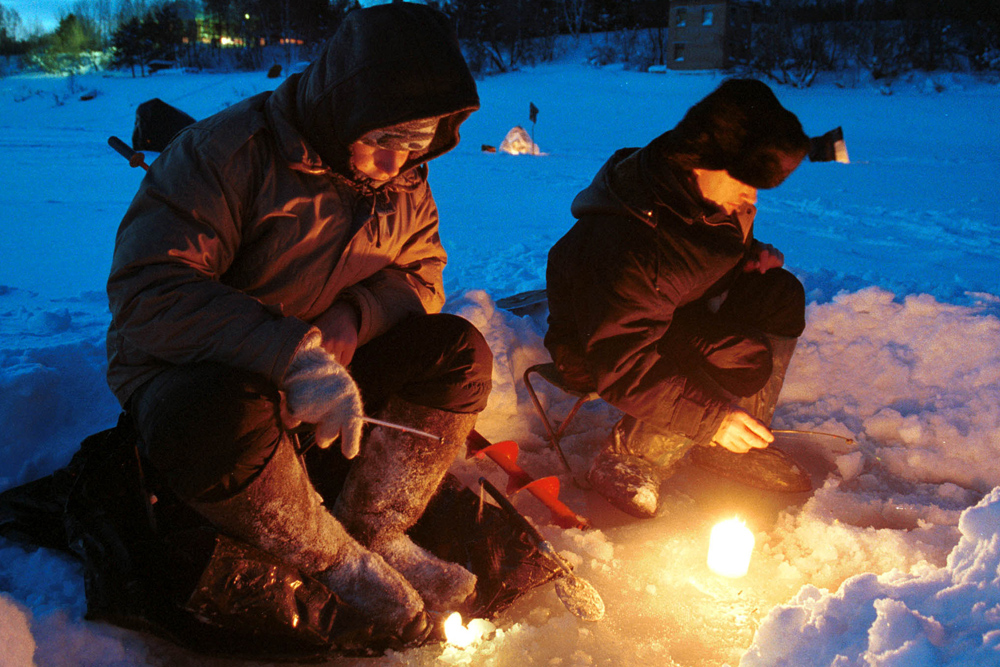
[689,335,812,493]
[189,435,426,638]
[334,397,479,611]
[586,416,691,519]
[587,448,663,519]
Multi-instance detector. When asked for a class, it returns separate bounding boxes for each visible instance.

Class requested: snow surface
[2,39,1000,666]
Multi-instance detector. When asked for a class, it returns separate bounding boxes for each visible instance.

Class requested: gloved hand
[282,334,364,458]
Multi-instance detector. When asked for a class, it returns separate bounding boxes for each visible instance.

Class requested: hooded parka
[545,138,787,446]
[106,4,480,405]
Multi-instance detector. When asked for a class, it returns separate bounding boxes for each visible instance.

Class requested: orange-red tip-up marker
[467,429,590,530]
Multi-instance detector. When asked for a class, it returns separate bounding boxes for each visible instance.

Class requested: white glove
[282,335,364,458]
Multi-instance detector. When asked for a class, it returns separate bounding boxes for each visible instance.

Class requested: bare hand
[711,406,774,453]
[315,301,360,366]
[744,241,784,274]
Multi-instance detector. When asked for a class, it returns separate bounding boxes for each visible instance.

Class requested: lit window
[702,8,713,25]
[676,8,687,27]
[674,43,686,61]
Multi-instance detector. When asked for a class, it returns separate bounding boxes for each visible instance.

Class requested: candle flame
[443,612,494,647]
[707,518,755,578]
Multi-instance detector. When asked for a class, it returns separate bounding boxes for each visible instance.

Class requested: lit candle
[707,518,755,578]
[443,612,495,647]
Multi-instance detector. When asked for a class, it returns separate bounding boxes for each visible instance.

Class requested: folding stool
[522,362,602,480]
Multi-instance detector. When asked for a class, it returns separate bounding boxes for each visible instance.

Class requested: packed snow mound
[0,594,37,667]
[781,287,1000,493]
[742,486,1000,667]
[498,126,543,155]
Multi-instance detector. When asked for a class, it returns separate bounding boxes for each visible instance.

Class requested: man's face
[692,168,757,215]
[349,117,439,182]
[349,142,410,181]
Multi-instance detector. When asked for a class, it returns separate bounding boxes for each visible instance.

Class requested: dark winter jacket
[544,136,759,443]
[107,4,479,404]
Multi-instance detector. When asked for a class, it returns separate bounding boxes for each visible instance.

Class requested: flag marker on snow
[528,101,539,153]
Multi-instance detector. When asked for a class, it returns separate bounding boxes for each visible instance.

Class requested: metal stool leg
[523,363,599,488]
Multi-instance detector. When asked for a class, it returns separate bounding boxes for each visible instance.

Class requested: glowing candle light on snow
[707,518,755,578]
[443,612,494,648]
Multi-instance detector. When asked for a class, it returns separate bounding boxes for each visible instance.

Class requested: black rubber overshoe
[688,444,812,493]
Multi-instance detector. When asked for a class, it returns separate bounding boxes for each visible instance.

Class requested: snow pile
[0,288,120,487]
[782,288,1000,493]
[744,487,1000,667]
[497,126,543,155]
[0,595,37,667]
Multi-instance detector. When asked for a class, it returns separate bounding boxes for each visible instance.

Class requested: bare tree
[1,3,24,50]
[559,0,589,37]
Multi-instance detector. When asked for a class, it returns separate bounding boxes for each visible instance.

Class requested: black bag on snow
[0,414,558,660]
[131,98,196,153]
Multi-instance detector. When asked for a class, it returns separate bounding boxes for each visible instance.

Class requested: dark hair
[654,79,810,189]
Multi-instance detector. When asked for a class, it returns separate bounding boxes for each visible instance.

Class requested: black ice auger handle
[478,477,573,575]
[108,135,149,171]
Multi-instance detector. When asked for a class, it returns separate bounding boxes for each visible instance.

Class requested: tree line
[0,0,361,75]
[435,0,1000,79]
[1,0,998,81]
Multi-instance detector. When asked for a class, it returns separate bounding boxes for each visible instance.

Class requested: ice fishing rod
[295,417,443,456]
[361,417,443,443]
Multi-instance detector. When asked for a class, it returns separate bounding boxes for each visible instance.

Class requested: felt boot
[335,397,479,611]
[586,415,695,519]
[689,335,812,492]
[189,435,426,637]
[587,447,663,519]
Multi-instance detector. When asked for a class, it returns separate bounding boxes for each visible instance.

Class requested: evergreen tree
[51,13,102,56]
[147,2,187,61]
[111,2,189,76]
[31,12,103,72]
[111,15,150,75]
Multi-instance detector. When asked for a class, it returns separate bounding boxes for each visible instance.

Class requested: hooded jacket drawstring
[350,177,397,249]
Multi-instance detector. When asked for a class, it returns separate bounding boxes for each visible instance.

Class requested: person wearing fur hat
[544,79,812,519]
[106,4,488,643]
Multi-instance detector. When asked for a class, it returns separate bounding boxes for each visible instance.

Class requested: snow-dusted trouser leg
[589,332,802,514]
[687,334,812,493]
[188,434,425,635]
[334,397,479,611]
[735,333,797,426]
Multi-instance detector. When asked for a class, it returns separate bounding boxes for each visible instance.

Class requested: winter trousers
[618,267,805,463]
[663,267,805,399]
[128,313,492,504]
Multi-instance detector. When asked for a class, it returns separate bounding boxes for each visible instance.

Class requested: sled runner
[495,288,548,317]
[0,415,562,660]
